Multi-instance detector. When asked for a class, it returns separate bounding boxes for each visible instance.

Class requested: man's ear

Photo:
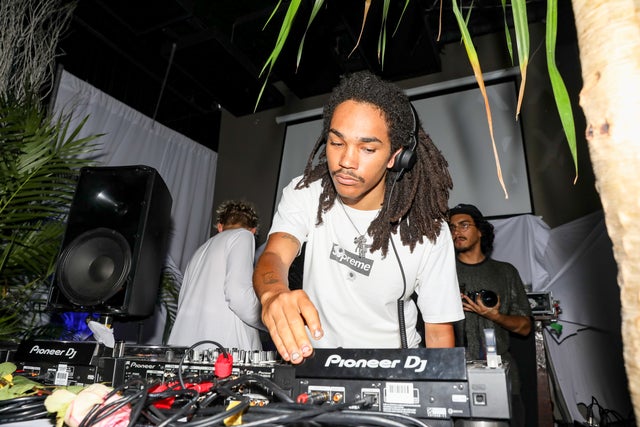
[217,223,224,233]
[387,148,403,169]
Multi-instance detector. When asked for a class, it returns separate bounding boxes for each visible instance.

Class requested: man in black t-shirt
[448,203,532,427]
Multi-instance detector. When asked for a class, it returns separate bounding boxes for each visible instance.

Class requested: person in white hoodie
[169,200,264,350]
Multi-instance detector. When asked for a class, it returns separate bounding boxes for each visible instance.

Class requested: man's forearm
[424,323,455,348]
[253,251,291,302]
[489,312,531,336]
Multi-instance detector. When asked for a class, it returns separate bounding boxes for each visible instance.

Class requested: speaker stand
[135,320,145,345]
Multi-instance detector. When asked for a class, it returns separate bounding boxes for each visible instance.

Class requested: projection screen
[275,70,531,218]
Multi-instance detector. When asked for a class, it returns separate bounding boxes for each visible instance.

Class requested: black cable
[223,374,295,404]
[182,397,250,427]
[0,395,51,424]
[339,409,432,427]
[0,410,52,424]
[390,232,408,349]
[178,340,228,390]
[156,388,200,427]
[0,396,46,413]
[386,176,409,349]
[76,378,148,427]
[143,404,167,425]
[313,411,418,427]
[236,398,367,426]
[127,380,150,427]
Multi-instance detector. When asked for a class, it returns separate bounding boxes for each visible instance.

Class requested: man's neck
[456,249,485,265]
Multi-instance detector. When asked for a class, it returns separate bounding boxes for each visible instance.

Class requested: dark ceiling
[56,0,560,150]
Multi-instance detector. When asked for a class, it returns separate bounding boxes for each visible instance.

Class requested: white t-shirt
[168,228,263,350]
[269,177,464,348]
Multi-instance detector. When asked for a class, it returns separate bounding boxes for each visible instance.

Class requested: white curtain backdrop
[53,70,216,274]
[53,70,217,343]
[490,212,631,423]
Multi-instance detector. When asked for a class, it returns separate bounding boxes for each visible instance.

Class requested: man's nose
[339,146,358,169]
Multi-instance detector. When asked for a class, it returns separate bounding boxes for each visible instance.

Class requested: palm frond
[377,0,391,68]
[0,95,97,340]
[500,0,514,64]
[255,0,304,112]
[296,0,325,71]
[159,267,181,344]
[545,0,577,183]
[511,0,529,118]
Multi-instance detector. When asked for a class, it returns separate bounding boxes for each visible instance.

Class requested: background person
[253,70,464,364]
[169,200,264,350]
[448,203,532,426]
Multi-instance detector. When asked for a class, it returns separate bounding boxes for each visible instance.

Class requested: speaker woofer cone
[56,228,132,306]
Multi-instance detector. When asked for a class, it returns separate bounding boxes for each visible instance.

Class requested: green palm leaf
[0,95,97,340]
[500,0,514,64]
[377,0,391,68]
[160,268,182,344]
[545,0,577,182]
[296,0,325,70]
[256,0,304,112]
[511,0,529,118]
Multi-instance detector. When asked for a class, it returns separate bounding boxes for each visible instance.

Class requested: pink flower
[64,384,131,427]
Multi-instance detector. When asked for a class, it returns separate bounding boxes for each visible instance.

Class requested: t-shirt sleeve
[269,176,313,247]
[416,225,465,323]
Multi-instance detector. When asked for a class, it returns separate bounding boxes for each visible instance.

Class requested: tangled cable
[0,395,52,424]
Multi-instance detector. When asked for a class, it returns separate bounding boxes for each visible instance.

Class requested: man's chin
[334,184,362,203]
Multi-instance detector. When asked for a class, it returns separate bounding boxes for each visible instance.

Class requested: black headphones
[390,103,419,173]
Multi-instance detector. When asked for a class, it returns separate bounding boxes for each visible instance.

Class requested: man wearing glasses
[448,203,532,427]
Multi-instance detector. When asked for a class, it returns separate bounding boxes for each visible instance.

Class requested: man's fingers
[261,290,321,364]
[267,329,290,362]
[298,298,323,341]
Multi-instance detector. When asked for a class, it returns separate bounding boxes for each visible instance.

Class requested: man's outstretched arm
[253,232,323,363]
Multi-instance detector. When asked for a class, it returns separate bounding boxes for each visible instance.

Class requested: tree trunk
[572,0,640,420]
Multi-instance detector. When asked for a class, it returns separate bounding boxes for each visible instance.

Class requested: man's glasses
[448,222,476,232]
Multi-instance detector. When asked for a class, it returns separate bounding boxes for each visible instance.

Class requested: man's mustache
[331,169,365,183]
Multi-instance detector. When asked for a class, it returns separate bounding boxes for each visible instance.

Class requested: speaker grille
[56,227,132,306]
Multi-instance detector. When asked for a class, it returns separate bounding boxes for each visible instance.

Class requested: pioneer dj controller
[11,340,511,425]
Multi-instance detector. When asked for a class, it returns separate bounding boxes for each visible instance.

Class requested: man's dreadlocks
[296,70,452,256]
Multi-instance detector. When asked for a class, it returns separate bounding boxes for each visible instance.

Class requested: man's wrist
[259,287,287,305]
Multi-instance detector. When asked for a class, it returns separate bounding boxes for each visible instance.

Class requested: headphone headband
[390,103,418,173]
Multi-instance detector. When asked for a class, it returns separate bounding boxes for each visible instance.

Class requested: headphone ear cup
[391,145,417,172]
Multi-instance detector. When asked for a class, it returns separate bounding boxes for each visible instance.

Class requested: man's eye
[362,147,376,153]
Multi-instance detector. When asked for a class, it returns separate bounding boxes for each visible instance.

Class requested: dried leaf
[349,0,372,58]
[451,0,508,199]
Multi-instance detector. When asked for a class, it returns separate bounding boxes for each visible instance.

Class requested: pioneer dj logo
[29,345,77,360]
[324,354,428,373]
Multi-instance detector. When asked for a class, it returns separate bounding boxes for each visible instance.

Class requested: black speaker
[47,165,173,318]
[390,103,419,173]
